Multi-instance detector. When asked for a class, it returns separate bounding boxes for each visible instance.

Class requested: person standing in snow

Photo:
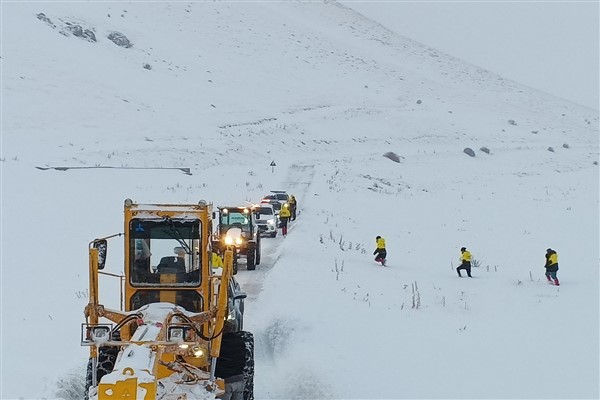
[373,236,387,265]
[288,195,297,221]
[544,248,559,286]
[278,203,291,236]
[456,247,472,278]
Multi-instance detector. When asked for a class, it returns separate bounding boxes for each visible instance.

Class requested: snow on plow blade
[97,367,156,399]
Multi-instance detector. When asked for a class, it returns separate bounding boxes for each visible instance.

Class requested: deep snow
[1,2,598,399]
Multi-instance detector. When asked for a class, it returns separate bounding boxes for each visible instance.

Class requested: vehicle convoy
[254,203,278,238]
[266,190,289,205]
[261,191,289,228]
[82,199,254,400]
[213,206,261,272]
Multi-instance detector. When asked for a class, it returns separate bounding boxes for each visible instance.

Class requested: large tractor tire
[255,240,261,266]
[246,249,256,270]
[84,346,118,400]
[240,331,255,400]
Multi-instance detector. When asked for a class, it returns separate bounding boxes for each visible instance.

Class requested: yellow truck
[82,199,254,400]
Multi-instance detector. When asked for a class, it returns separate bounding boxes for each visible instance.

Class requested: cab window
[129,219,202,287]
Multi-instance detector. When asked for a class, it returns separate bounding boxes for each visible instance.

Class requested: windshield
[129,219,201,287]
[258,207,273,215]
[220,210,251,232]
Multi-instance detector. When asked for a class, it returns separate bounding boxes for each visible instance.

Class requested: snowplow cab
[82,199,254,400]
[124,199,212,313]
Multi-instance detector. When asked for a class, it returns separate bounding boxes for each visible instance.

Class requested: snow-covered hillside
[1,2,598,399]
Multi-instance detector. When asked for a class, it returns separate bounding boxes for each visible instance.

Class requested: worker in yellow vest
[212,251,223,269]
[279,203,291,236]
[457,247,472,278]
[373,236,387,266]
[544,248,559,286]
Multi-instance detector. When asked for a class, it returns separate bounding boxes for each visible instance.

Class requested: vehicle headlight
[224,236,234,245]
[192,345,208,358]
[235,237,243,245]
[267,218,275,225]
[227,309,235,321]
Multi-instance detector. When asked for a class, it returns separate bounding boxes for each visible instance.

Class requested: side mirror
[94,239,108,270]
[234,291,247,301]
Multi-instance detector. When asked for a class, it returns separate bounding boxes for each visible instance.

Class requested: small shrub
[562,143,570,149]
[143,63,152,70]
[547,147,555,153]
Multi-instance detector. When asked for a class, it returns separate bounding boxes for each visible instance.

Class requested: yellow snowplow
[82,199,254,400]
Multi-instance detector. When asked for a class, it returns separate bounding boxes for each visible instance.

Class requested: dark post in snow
[270,160,276,173]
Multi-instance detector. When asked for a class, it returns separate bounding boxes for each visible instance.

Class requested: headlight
[267,218,275,225]
[227,309,235,321]
[235,237,243,245]
[192,345,208,358]
[224,236,234,245]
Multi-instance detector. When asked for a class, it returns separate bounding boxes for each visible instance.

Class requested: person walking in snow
[456,247,472,278]
[279,203,291,236]
[544,248,560,286]
[373,236,387,266]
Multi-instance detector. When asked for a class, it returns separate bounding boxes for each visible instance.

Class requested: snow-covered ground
[1,2,598,399]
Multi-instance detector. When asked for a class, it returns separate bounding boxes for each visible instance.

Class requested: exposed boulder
[36,13,56,28]
[65,22,96,42]
[107,32,133,48]
[463,148,476,157]
[382,151,402,163]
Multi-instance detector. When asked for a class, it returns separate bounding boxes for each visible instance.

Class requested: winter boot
[554,278,560,286]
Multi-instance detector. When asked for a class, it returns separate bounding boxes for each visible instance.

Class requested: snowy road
[234,163,315,306]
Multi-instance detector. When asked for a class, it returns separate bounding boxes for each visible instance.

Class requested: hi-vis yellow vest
[212,252,223,268]
[279,207,291,218]
[461,251,472,262]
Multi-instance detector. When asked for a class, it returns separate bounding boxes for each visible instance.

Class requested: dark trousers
[374,249,387,261]
[457,262,472,277]
[280,217,289,235]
